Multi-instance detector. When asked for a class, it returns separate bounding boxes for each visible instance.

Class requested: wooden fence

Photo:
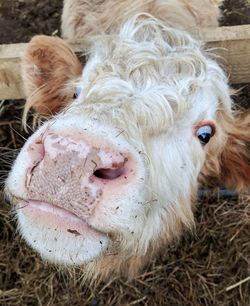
[0,25,249,100]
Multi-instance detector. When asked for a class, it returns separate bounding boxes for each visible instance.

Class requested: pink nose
[25,132,133,218]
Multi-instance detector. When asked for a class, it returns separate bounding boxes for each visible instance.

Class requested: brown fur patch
[201,111,250,192]
[219,112,250,191]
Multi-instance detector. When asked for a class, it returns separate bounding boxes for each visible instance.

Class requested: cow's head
[6,16,249,280]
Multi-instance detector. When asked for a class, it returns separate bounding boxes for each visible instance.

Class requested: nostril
[28,138,45,162]
[93,167,126,180]
[26,139,46,188]
[93,156,129,180]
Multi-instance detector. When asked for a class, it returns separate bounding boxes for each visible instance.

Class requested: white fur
[6,9,233,278]
[17,209,109,265]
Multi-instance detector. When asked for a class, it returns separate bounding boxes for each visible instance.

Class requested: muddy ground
[0,1,249,305]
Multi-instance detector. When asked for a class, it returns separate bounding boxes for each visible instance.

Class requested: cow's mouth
[14,199,110,265]
[17,200,105,238]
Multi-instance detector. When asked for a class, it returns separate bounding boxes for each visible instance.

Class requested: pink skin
[21,131,138,235]
[20,200,104,238]
[26,137,45,188]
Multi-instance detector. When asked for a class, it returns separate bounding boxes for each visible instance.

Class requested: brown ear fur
[219,111,250,191]
[201,111,250,192]
[22,35,82,117]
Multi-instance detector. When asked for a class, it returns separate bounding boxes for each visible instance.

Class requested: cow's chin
[16,200,110,265]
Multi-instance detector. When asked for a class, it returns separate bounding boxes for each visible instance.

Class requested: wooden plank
[193,25,250,84]
[206,39,250,84]
[0,25,250,100]
[0,43,26,100]
[193,24,250,42]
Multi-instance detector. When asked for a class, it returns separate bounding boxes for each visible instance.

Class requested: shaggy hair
[6,0,250,281]
[62,0,222,44]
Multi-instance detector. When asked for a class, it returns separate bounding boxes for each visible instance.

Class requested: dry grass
[0,101,250,306]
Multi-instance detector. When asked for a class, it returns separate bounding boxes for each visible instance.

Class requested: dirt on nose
[27,149,103,219]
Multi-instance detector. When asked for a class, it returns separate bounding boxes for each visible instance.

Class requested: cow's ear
[219,112,250,191]
[22,35,82,117]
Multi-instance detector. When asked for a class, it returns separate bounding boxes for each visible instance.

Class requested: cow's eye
[196,124,215,145]
[73,86,82,99]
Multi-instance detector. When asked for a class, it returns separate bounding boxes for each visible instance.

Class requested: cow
[5,0,250,281]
